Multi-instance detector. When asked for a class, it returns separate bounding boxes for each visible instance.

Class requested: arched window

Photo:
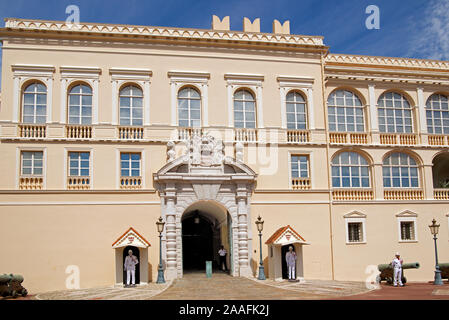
[383,153,419,188]
[378,92,413,133]
[426,94,449,134]
[234,89,256,129]
[68,84,92,125]
[22,82,47,124]
[178,87,201,127]
[331,152,370,188]
[286,91,307,130]
[327,90,364,132]
[119,85,143,126]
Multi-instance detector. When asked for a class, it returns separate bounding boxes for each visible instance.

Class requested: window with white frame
[426,94,449,134]
[286,91,307,130]
[69,152,90,177]
[119,85,143,126]
[291,155,309,178]
[178,87,201,127]
[378,92,413,133]
[400,221,416,241]
[120,153,141,177]
[383,153,419,188]
[327,90,364,132]
[348,222,364,243]
[21,151,43,176]
[68,84,92,125]
[234,89,256,129]
[22,82,47,124]
[331,152,370,188]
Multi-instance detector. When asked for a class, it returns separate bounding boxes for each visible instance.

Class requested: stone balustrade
[332,189,374,201]
[19,124,46,138]
[380,133,418,145]
[287,130,310,143]
[120,176,142,189]
[66,125,93,139]
[67,176,91,190]
[234,128,258,142]
[118,127,144,140]
[177,127,203,140]
[384,189,424,200]
[291,177,311,190]
[428,135,448,146]
[434,189,449,200]
[19,176,44,190]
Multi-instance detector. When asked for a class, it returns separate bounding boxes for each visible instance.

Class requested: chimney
[272,19,290,34]
[212,15,230,31]
[243,17,260,33]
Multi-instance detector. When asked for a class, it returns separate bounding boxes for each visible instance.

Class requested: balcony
[379,133,418,145]
[291,177,311,190]
[428,135,449,146]
[434,189,449,200]
[66,125,93,139]
[287,130,310,143]
[19,176,43,190]
[177,127,203,140]
[234,128,258,143]
[118,127,144,140]
[120,176,142,189]
[384,189,424,200]
[19,124,46,138]
[332,189,374,201]
[329,132,369,144]
[67,176,90,190]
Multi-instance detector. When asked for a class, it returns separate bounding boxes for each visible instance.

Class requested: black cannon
[438,263,449,281]
[0,274,28,298]
[376,262,420,285]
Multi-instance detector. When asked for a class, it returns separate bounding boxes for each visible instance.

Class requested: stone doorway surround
[153,134,257,280]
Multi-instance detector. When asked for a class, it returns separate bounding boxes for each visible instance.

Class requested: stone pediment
[265,225,308,246]
[112,227,151,249]
[157,134,257,177]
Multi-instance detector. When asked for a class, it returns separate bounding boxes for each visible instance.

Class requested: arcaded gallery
[0,16,448,293]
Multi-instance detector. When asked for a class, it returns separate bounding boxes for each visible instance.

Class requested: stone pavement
[152,272,372,300]
[334,281,449,300]
[34,281,172,300]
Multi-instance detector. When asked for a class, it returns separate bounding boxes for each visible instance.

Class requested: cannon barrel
[0,274,12,284]
[378,262,420,271]
[10,275,24,283]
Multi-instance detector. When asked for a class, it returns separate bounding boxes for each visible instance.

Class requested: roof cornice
[2,18,327,51]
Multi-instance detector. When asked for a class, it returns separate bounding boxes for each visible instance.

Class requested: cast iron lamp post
[156,217,166,284]
[255,215,266,280]
[429,219,443,286]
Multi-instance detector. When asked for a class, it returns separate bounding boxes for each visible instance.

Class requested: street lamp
[255,215,266,280]
[156,217,166,284]
[429,219,443,286]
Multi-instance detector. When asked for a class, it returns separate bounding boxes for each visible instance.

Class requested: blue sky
[1,0,448,88]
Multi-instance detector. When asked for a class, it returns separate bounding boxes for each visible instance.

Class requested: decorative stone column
[373,163,384,200]
[164,183,178,280]
[236,184,252,277]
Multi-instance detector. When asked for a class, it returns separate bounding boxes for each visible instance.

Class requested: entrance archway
[181,201,233,275]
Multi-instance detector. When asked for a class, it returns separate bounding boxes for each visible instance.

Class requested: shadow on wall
[250,257,270,278]
[148,263,152,283]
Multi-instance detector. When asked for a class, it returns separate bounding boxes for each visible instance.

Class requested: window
[286,91,307,130]
[234,89,256,129]
[426,94,449,134]
[400,221,416,241]
[178,87,201,127]
[383,153,419,188]
[378,92,413,133]
[120,153,141,177]
[22,82,47,124]
[348,222,364,243]
[327,90,364,132]
[291,155,309,178]
[68,84,92,125]
[69,152,90,177]
[119,85,143,126]
[331,152,370,188]
[21,151,43,176]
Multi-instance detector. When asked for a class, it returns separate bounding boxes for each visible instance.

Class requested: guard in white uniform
[285,246,297,280]
[391,252,404,287]
[124,249,139,287]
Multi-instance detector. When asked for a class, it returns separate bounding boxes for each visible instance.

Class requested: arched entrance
[181,201,233,274]
[433,152,449,188]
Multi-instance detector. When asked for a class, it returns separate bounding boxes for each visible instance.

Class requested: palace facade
[0,16,448,293]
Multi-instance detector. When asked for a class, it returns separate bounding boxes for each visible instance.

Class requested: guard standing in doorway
[218,245,228,271]
[392,252,404,287]
[124,249,139,287]
[285,246,297,280]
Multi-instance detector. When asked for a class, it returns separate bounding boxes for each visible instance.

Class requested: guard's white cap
[395,252,400,256]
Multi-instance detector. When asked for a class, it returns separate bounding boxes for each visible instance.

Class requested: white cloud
[408,0,449,60]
